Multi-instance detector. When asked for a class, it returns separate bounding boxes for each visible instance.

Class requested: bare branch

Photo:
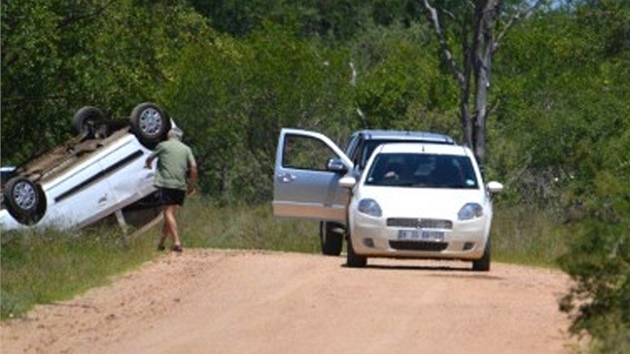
[423,0,465,85]
[442,8,456,21]
[494,0,547,51]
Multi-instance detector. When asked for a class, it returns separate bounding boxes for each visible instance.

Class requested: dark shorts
[157,187,186,206]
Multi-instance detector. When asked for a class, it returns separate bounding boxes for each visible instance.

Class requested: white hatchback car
[273,128,503,271]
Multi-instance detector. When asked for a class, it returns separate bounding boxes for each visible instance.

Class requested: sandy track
[1,250,575,354]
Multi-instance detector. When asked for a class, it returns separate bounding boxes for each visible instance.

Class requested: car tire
[346,235,367,268]
[3,177,47,225]
[72,106,109,139]
[472,238,491,271]
[129,102,171,149]
[319,221,344,256]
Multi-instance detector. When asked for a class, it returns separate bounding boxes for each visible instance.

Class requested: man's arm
[187,164,198,195]
[144,143,163,169]
[144,155,156,169]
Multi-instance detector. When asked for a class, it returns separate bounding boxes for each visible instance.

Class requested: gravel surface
[1,249,576,354]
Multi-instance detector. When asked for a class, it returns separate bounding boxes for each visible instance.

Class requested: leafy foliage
[493,2,630,349]
[188,0,417,40]
[161,25,355,203]
[1,0,208,164]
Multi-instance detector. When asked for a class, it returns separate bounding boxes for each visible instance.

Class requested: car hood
[355,186,488,219]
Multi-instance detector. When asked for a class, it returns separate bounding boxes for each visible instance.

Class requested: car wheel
[72,106,108,139]
[346,235,367,268]
[129,102,171,149]
[472,238,491,271]
[3,177,47,225]
[319,221,344,256]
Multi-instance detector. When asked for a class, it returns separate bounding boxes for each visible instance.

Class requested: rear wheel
[3,177,47,225]
[346,235,367,268]
[472,238,491,271]
[72,106,109,139]
[319,222,344,256]
[129,102,171,149]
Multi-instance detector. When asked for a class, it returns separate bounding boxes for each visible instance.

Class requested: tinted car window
[365,153,478,189]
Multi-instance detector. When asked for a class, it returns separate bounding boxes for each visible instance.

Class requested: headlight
[458,203,483,220]
[358,198,382,217]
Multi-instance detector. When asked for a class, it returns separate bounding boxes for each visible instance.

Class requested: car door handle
[98,194,108,205]
[277,172,296,183]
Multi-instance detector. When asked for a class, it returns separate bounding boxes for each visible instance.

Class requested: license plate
[398,229,444,241]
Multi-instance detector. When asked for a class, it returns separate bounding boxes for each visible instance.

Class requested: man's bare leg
[158,225,169,250]
[163,205,182,248]
[157,208,171,250]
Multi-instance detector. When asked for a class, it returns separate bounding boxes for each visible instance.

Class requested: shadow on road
[341,261,504,280]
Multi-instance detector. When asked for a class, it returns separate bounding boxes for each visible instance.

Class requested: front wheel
[472,238,491,271]
[319,222,344,256]
[346,235,367,268]
[129,102,171,149]
[3,177,47,225]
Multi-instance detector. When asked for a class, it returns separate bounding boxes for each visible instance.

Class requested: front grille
[387,218,452,229]
[389,241,449,251]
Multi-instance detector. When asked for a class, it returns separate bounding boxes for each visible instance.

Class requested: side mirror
[326,158,348,174]
[339,176,357,189]
[486,181,504,194]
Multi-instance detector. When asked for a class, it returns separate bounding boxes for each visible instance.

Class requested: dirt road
[1,250,575,354]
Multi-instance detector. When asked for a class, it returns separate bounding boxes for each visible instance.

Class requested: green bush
[559,218,630,351]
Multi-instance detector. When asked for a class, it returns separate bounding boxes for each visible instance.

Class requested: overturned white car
[1,102,172,231]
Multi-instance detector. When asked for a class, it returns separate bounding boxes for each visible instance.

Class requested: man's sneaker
[157,244,166,251]
[171,245,183,253]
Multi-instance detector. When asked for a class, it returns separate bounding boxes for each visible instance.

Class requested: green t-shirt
[149,138,196,190]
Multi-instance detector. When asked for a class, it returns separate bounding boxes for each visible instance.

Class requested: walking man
[144,127,198,252]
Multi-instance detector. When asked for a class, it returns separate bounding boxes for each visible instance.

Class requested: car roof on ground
[352,130,455,145]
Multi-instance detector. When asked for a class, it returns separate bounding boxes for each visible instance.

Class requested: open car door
[273,128,353,222]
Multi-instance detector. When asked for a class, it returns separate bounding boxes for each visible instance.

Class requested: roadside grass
[0,195,321,320]
[0,226,156,320]
[180,196,321,253]
[1,195,565,320]
[492,204,568,268]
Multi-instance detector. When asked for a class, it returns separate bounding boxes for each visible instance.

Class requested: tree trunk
[472,0,500,163]
[424,0,541,165]
[459,83,473,152]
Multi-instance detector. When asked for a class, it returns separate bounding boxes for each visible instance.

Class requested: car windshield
[364,153,479,189]
[356,140,407,170]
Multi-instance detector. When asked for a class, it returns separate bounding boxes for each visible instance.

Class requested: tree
[348,22,458,134]
[422,0,546,163]
[488,1,630,349]
[1,0,207,164]
[162,25,355,203]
